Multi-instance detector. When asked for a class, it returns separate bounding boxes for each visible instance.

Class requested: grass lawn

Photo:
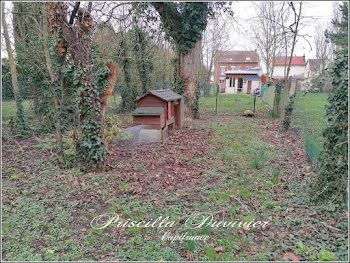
[106,94,122,115]
[1,99,33,122]
[2,94,347,261]
[199,94,265,116]
[2,95,122,120]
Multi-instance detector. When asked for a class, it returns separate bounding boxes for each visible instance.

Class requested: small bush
[64,150,76,168]
[317,250,337,261]
[250,158,263,169]
[272,168,280,184]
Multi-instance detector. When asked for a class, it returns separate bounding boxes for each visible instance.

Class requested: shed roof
[224,68,261,75]
[136,89,183,102]
[242,76,261,81]
[132,107,164,116]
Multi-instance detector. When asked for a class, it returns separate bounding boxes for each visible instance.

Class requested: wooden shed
[132,89,185,142]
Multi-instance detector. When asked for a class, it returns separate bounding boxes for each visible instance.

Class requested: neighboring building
[272,56,306,78]
[304,58,330,79]
[302,58,331,91]
[224,67,262,94]
[214,50,261,94]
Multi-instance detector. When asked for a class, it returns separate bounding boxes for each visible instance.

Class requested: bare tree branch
[69,2,80,25]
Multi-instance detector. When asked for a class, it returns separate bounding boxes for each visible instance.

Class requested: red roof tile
[274,56,306,66]
[216,50,259,63]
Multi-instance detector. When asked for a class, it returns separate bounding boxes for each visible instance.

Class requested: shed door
[247,81,252,94]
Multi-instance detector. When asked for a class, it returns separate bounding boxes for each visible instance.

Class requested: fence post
[215,84,219,115]
[272,82,282,118]
[253,92,256,113]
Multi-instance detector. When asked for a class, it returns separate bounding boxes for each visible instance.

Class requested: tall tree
[41,2,66,164]
[131,22,153,94]
[313,2,348,203]
[251,2,284,81]
[281,2,303,130]
[150,3,233,118]
[48,2,109,171]
[12,2,43,115]
[314,23,333,73]
[117,33,138,112]
[152,2,208,119]
[2,2,28,133]
[326,2,348,52]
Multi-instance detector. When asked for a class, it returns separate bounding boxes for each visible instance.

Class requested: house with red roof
[214,50,262,94]
[272,56,306,79]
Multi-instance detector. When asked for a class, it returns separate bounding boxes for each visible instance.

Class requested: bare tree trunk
[2,2,27,131]
[178,40,201,119]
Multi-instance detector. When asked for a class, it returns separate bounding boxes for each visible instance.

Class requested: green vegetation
[2,100,33,122]
[199,94,265,115]
[313,2,348,203]
[2,95,122,128]
[3,94,347,261]
[261,85,276,111]
[2,0,347,259]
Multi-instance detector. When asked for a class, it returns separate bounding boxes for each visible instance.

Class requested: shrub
[313,49,348,203]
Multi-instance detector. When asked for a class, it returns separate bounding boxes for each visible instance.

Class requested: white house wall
[242,81,248,94]
[272,65,305,78]
[225,77,261,94]
[225,78,235,94]
[304,63,311,78]
[251,80,260,94]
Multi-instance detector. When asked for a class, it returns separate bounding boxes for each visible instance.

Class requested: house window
[220,66,226,75]
[229,77,235,87]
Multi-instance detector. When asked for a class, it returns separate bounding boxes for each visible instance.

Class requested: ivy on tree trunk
[48,2,107,172]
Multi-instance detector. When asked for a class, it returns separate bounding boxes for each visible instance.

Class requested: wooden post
[272,83,282,118]
[215,84,219,115]
[253,92,256,113]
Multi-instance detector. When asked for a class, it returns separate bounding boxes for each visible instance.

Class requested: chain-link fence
[261,83,287,117]
[198,82,217,98]
[261,84,276,112]
[292,91,328,164]
[261,79,328,165]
